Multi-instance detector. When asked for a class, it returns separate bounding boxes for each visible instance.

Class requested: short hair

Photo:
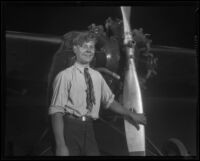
[72,31,97,46]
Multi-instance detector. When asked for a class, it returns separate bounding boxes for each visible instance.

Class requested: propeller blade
[120,6,133,43]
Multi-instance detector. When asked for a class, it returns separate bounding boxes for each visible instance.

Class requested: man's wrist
[123,107,132,117]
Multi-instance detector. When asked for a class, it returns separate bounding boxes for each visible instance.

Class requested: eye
[90,46,95,50]
[82,45,95,50]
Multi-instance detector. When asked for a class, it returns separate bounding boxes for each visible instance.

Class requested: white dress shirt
[49,62,115,119]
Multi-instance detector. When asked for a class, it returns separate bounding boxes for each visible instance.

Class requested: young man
[49,32,146,156]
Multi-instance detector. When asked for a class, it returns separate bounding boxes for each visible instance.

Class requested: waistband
[64,113,93,122]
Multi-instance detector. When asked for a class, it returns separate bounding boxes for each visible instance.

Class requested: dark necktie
[84,68,96,112]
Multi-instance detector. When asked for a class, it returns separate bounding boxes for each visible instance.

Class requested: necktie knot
[84,67,89,73]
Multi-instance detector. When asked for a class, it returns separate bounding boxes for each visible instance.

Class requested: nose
[87,47,94,51]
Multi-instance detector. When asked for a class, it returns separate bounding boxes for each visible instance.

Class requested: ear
[73,45,78,53]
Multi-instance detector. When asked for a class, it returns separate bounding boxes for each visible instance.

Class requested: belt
[65,113,93,122]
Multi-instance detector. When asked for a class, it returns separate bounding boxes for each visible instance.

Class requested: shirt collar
[74,62,90,73]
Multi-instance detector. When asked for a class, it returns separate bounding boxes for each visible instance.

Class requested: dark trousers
[63,114,100,156]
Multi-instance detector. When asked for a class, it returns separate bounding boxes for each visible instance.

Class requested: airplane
[5,16,198,156]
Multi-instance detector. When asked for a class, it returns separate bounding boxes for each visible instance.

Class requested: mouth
[84,53,93,58]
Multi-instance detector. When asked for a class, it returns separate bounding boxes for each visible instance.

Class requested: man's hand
[56,145,70,156]
[108,100,147,130]
[126,112,147,130]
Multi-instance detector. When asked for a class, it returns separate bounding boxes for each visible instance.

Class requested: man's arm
[51,112,69,156]
[100,75,146,130]
[109,100,147,130]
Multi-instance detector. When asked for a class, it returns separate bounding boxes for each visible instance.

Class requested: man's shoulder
[63,65,74,73]
[90,67,103,78]
[57,65,74,79]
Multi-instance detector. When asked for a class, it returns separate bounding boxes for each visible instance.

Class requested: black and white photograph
[3,1,199,158]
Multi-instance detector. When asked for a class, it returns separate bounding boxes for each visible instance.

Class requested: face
[73,41,95,65]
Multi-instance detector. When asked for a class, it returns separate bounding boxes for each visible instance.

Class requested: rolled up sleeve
[101,76,115,109]
[48,71,68,115]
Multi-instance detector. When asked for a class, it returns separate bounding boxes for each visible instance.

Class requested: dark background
[3,1,199,157]
[4,2,198,48]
